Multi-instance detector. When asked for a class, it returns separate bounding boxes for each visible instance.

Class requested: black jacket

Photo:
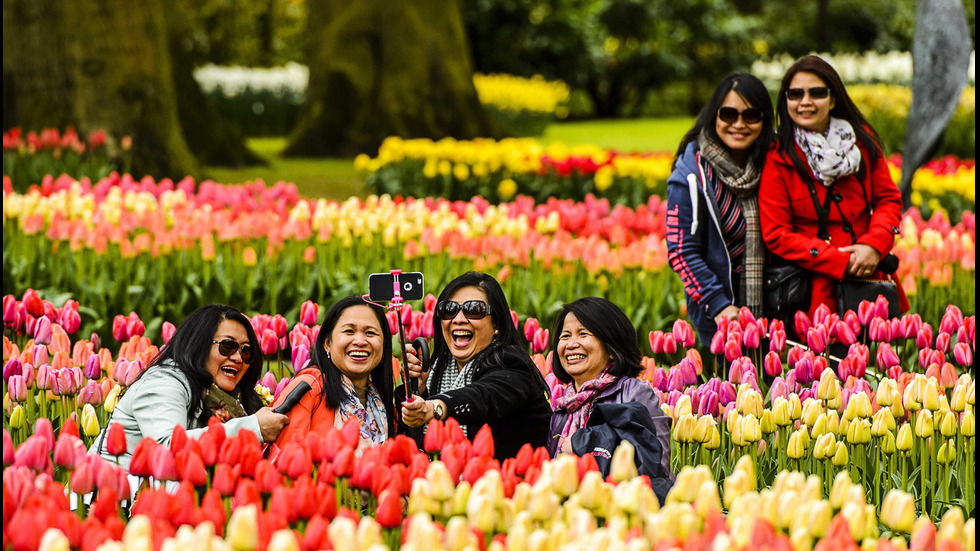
[427,346,552,460]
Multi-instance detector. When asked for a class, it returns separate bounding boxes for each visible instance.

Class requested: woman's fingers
[255,407,289,441]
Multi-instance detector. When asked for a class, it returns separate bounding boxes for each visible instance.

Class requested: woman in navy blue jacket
[666,73,775,344]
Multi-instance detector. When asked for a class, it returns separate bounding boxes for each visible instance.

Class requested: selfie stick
[389,270,415,399]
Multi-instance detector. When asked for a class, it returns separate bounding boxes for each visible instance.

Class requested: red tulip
[339,416,361,448]
[22,289,45,317]
[70,460,96,495]
[793,311,811,337]
[100,422,127,457]
[472,425,495,458]
[331,446,355,478]
[385,434,417,466]
[34,417,55,451]
[764,351,783,377]
[423,418,445,453]
[876,343,900,371]
[742,322,761,349]
[176,449,208,487]
[161,321,176,344]
[128,439,158,478]
[150,444,178,481]
[260,328,279,355]
[234,478,262,507]
[54,432,85,469]
[523,317,540,343]
[200,490,227,536]
[672,319,696,348]
[270,314,289,339]
[835,320,857,346]
[218,433,243,466]
[277,442,314,479]
[532,328,549,354]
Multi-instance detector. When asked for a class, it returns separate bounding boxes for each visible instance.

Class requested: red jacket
[759,141,908,316]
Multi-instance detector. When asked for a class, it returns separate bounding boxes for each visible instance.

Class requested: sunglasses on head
[717,106,764,125]
[786,87,830,101]
[436,300,491,320]
[213,339,253,363]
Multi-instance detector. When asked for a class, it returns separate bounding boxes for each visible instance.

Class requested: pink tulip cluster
[3,290,81,337]
[2,126,108,155]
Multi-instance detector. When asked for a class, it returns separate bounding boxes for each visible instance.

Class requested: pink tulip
[794,353,814,385]
[260,328,279,355]
[300,300,319,326]
[251,313,271,336]
[737,306,757,328]
[842,310,861,335]
[111,315,128,342]
[794,311,811,336]
[400,303,413,326]
[648,367,667,391]
[13,435,50,472]
[532,328,549,354]
[848,343,870,366]
[934,332,951,353]
[510,309,519,329]
[698,390,720,416]
[857,300,875,326]
[876,343,900,371]
[260,372,278,392]
[724,338,741,363]
[270,314,288,339]
[769,328,787,353]
[813,303,831,327]
[666,367,684,392]
[868,317,891,343]
[806,325,828,354]
[161,321,176,344]
[900,313,922,339]
[523,318,540,343]
[672,319,695,348]
[291,343,310,372]
[54,432,85,469]
[424,294,438,312]
[953,342,972,366]
[59,308,80,334]
[649,330,664,355]
[34,418,55,451]
[70,460,95,495]
[125,312,145,338]
[7,375,28,402]
[916,325,934,349]
[742,322,761,349]
[662,333,677,354]
[35,364,53,390]
[764,351,782,377]
[151,445,178,481]
[78,379,104,405]
[3,357,22,382]
[2,295,16,329]
[873,295,890,320]
[677,357,697,385]
[889,318,902,342]
[274,377,291,400]
[769,377,790,402]
[835,320,857,346]
[33,345,49,368]
[939,305,963,335]
[709,330,725,355]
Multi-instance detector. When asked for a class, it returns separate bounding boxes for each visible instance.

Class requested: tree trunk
[4,0,200,178]
[283,0,492,157]
[166,3,264,168]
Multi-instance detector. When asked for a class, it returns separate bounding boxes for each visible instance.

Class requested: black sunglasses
[436,300,491,320]
[786,87,830,101]
[212,339,253,363]
[717,106,764,125]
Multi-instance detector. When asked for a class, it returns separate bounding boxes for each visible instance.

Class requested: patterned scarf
[335,374,388,448]
[698,129,764,316]
[554,364,617,454]
[794,117,861,186]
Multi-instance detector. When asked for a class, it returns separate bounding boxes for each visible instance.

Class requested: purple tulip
[90,332,100,351]
[685,387,700,413]
[794,354,814,385]
[648,367,667,392]
[84,354,102,380]
[851,379,872,395]
[718,380,737,406]
[3,357,23,383]
[666,367,684,392]
[769,377,790,403]
[699,390,720,417]
[678,357,698,386]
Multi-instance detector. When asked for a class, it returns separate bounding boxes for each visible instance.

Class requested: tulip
[300,300,319,326]
[226,504,259,550]
[794,311,811,336]
[672,319,695,348]
[532,328,549,354]
[709,330,725,355]
[160,321,176,344]
[609,440,638,482]
[953,342,973,366]
[724,338,741,363]
[523,317,540,343]
[916,325,934,349]
[673,413,696,443]
[830,442,849,467]
[961,410,975,437]
[78,403,100,437]
[816,369,840,402]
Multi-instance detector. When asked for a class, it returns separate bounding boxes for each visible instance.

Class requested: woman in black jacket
[401,272,552,459]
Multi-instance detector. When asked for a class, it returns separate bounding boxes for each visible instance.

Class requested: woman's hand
[254,407,289,442]
[401,395,437,428]
[713,305,740,326]
[404,343,429,391]
[840,244,881,277]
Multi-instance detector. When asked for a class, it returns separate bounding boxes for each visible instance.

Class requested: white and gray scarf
[794,117,862,186]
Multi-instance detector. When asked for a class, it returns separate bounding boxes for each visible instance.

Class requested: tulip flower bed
[3,174,973,341]
[473,73,571,137]
[2,290,976,548]
[3,127,131,193]
[357,136,977,211]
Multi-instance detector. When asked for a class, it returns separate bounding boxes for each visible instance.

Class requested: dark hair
[675,72,775,166]
[309,296,395,435]
[775,55,884,179]
[549,297,643,384]
[428,272,528,389]
[149,304,265,424]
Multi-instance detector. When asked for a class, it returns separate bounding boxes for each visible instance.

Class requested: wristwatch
[431,401,445,421]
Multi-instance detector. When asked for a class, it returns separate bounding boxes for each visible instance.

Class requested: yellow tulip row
[473,73,571,117]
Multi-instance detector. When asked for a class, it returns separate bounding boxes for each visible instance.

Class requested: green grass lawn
[206,117,694,199]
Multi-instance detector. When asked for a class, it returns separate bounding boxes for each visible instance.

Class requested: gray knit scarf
[698,128,763,316]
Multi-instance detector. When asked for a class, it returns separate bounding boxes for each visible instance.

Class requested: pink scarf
[554,364,617,454]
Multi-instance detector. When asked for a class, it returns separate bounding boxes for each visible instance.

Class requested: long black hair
[428,272,536,390]
[549,297,643,384]
[149,304,264,424]
[309,296,396,435]
[775,55,884,180]
[675,72,775,166]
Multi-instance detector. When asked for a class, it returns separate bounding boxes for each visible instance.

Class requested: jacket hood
[668,141,702,187]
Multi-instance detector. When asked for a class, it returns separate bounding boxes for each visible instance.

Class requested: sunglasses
[717,106,764,125]
[212,339,253,363]
[786,87,830,101]
[436,300,491,320]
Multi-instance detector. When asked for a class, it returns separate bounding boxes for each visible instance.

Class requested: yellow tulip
[962,410,976,437]
[736,385,764,418]
[847,418,872,445]
[772,397,791,427]
[550,454,578,497]
[881,490,916,533]
[880,431,897,455]
[810,413,829,438]
[831,442,849,467]
[807,500,833,538]
[936,507,966,548]
[787,429,808,459]
[104,384,122,413]
[801,399,823,427]
[814,433,836,460]
[692,415,714,443]
[817,369,841,402]
[938,441,955,464]
[741,414,762,443]
[9,404,26,429]
[871,407,896,436]
[468,494,499,532]
[38,529,70,551]
[915,409,934,438]
[673,413,697,443]
[723,470,753,509]
[705,425,721,450]
[896,423,914,452]
[950,383,967,412]
[939,410,958,438]
[877,379,898,406]
[760,409,776,435]
[81,403,101,437]
[922,379,941,411]
[829,471,853,509]
[789,394,803,420]
[609,440,638,482]
[227,504,259,550]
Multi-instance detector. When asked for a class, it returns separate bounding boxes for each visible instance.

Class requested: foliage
[180,0,306,67]
[464,0,762,117]
[2,128,132,194]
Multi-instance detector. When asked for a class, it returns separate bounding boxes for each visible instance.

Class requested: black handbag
[764,256,810,320]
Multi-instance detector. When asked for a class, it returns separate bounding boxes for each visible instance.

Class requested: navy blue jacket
[666,141,736,344]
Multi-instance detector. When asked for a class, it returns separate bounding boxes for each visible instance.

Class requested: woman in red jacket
[759,55,907,317]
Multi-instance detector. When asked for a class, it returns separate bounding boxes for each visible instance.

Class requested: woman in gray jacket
[92,304,288,470]
[547,297,672,483]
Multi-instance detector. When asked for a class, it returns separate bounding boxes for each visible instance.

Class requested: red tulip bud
[161,321,176,344]
[794,311,812,336]
[953,342,973,366]
[375,489,403,528]
[473,424,495,458]
[300,300,319,326]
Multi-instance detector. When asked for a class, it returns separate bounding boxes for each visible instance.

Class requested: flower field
[3,288,976,550]
[2,174,974,342]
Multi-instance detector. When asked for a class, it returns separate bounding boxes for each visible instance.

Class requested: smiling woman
[401,272,552,460]
[91,304,289,470]
[270,296,396,453]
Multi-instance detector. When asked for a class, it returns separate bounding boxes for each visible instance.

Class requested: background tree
[2,0,261,178]
[283,0,492,157]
